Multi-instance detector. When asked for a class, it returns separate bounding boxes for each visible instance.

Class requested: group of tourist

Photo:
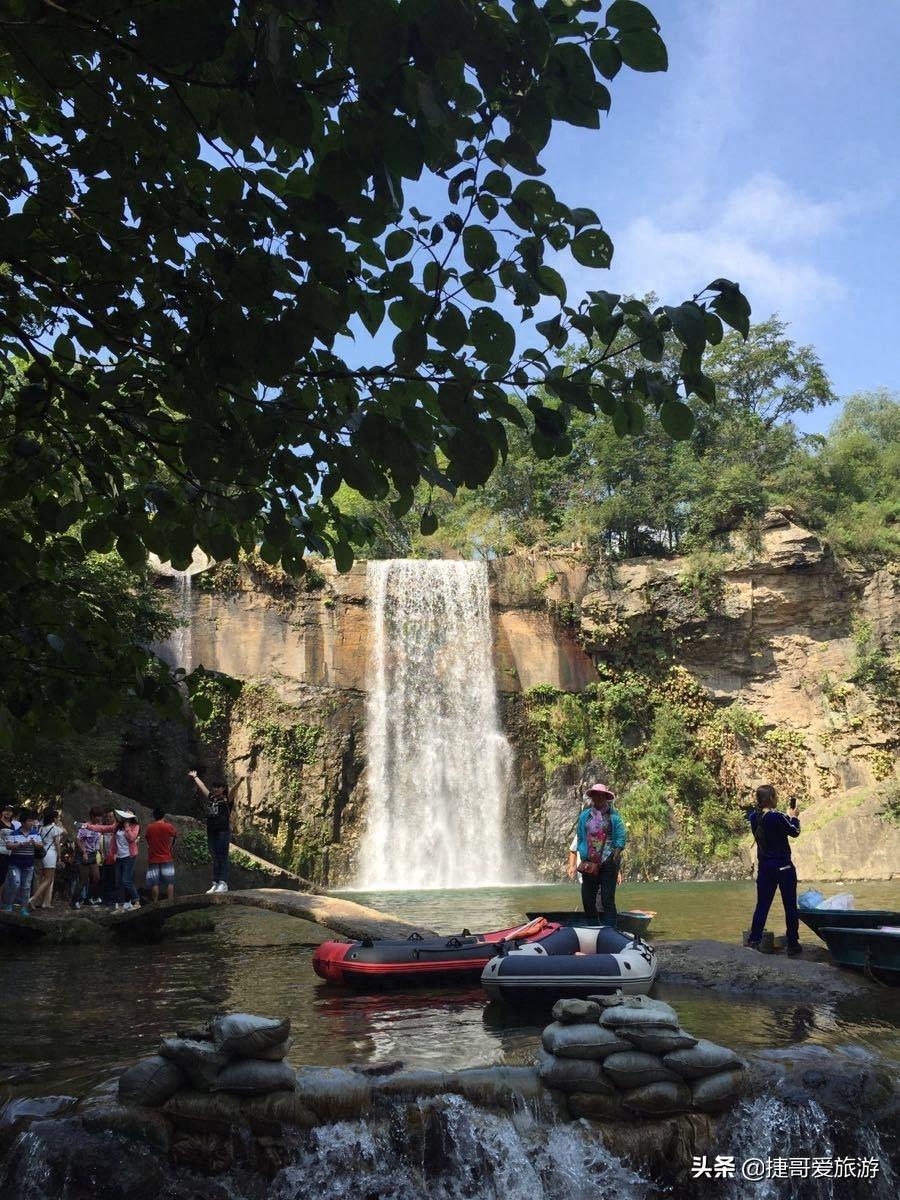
[0,770,236,918]
[0,804,179,917]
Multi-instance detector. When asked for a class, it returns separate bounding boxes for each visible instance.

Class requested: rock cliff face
[137,512,898,886]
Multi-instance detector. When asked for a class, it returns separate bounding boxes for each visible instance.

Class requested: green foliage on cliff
[779,390,900,564]
[523,665,793,877]
[188,676,324,879]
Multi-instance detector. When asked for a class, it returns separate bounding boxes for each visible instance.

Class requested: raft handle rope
[863,946,890,989]
[406,931,425,941]
[505,917,548,943]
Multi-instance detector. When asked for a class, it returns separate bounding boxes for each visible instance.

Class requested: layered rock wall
[138,513,898,885]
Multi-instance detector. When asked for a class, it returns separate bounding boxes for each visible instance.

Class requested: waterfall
[360,559,513,889]
[167,570,193,672]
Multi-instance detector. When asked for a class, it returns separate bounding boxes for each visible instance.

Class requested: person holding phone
[746,783,802,955]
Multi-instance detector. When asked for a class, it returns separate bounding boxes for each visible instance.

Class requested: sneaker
[206,883,220,894]
[89,898,103,907]
[746,939,761,951]
[214,882,228,894]
[72,901,82,910]
[786,943,803,957]
[19,908,31,917]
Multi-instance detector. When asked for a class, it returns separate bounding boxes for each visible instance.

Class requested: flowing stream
[360,559,513,889]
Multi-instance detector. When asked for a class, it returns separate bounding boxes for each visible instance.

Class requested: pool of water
[1,880,897,1101]
[343,878,900,942]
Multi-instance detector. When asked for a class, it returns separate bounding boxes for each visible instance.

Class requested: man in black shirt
[188,771,240,894]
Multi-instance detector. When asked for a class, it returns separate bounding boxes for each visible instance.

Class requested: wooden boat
[817,926,900,985]
[798,908,900,942]
[526,910,655,936]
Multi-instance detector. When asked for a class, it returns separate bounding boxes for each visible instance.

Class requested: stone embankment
[6,1005,895,1197]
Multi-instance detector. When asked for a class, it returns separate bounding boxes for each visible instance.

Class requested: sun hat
[586,783,615,800]
[114,809,136,820]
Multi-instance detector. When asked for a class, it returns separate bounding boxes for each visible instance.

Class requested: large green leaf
[617,29,668,72]
[571,229,614,268]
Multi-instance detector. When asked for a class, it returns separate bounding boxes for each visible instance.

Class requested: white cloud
[593,174,849,318]
[718,173,847,244]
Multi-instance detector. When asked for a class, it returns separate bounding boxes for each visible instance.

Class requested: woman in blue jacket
[576,783,627,926]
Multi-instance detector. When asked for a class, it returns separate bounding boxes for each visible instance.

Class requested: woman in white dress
[30,807,66,910]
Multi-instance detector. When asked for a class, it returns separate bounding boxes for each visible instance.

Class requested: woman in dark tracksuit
[747,783,802,955]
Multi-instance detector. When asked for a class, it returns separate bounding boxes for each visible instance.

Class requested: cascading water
[166,570,193,672]
[360,559,513,889]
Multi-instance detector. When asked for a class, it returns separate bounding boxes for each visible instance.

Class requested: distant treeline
[339,315,899,566]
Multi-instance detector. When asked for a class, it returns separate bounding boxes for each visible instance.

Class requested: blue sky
[542,0,900,433]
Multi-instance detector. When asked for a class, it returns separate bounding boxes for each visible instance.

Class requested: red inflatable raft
[313,917,558,988]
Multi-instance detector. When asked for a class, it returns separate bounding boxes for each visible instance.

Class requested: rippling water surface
[1,880,897,1099]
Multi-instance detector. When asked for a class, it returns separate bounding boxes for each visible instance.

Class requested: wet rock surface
[655,938,880,998]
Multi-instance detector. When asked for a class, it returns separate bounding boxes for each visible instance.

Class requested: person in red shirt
[144,808,178,901]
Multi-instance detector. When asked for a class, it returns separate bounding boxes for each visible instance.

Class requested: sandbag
[691,1069,747,1112]
[601,1051,680,1090]
[599,1000,680,1031]
[566,1090,625,1121]
[253,1036,293,1062]
[118,1055,186,1107]
[535,1049,617,1095]
[164,1088,318,1133]
[211,1013,291,1058]
[542,1022,629,1061]
[551,999,601,1025]
[211,1060,297,1096]
[622,1080,691,1115]
[159,1037,228,1090]
[664,1040,743,1081]
[614,1025,698,1055]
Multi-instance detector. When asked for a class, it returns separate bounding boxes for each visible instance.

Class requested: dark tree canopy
[0,0,751,746]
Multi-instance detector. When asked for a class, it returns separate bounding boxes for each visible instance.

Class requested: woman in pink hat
[575,783,627,926]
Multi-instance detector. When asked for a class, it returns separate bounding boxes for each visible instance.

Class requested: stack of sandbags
[536,996,746,1121]
[118,1013,295,1108]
